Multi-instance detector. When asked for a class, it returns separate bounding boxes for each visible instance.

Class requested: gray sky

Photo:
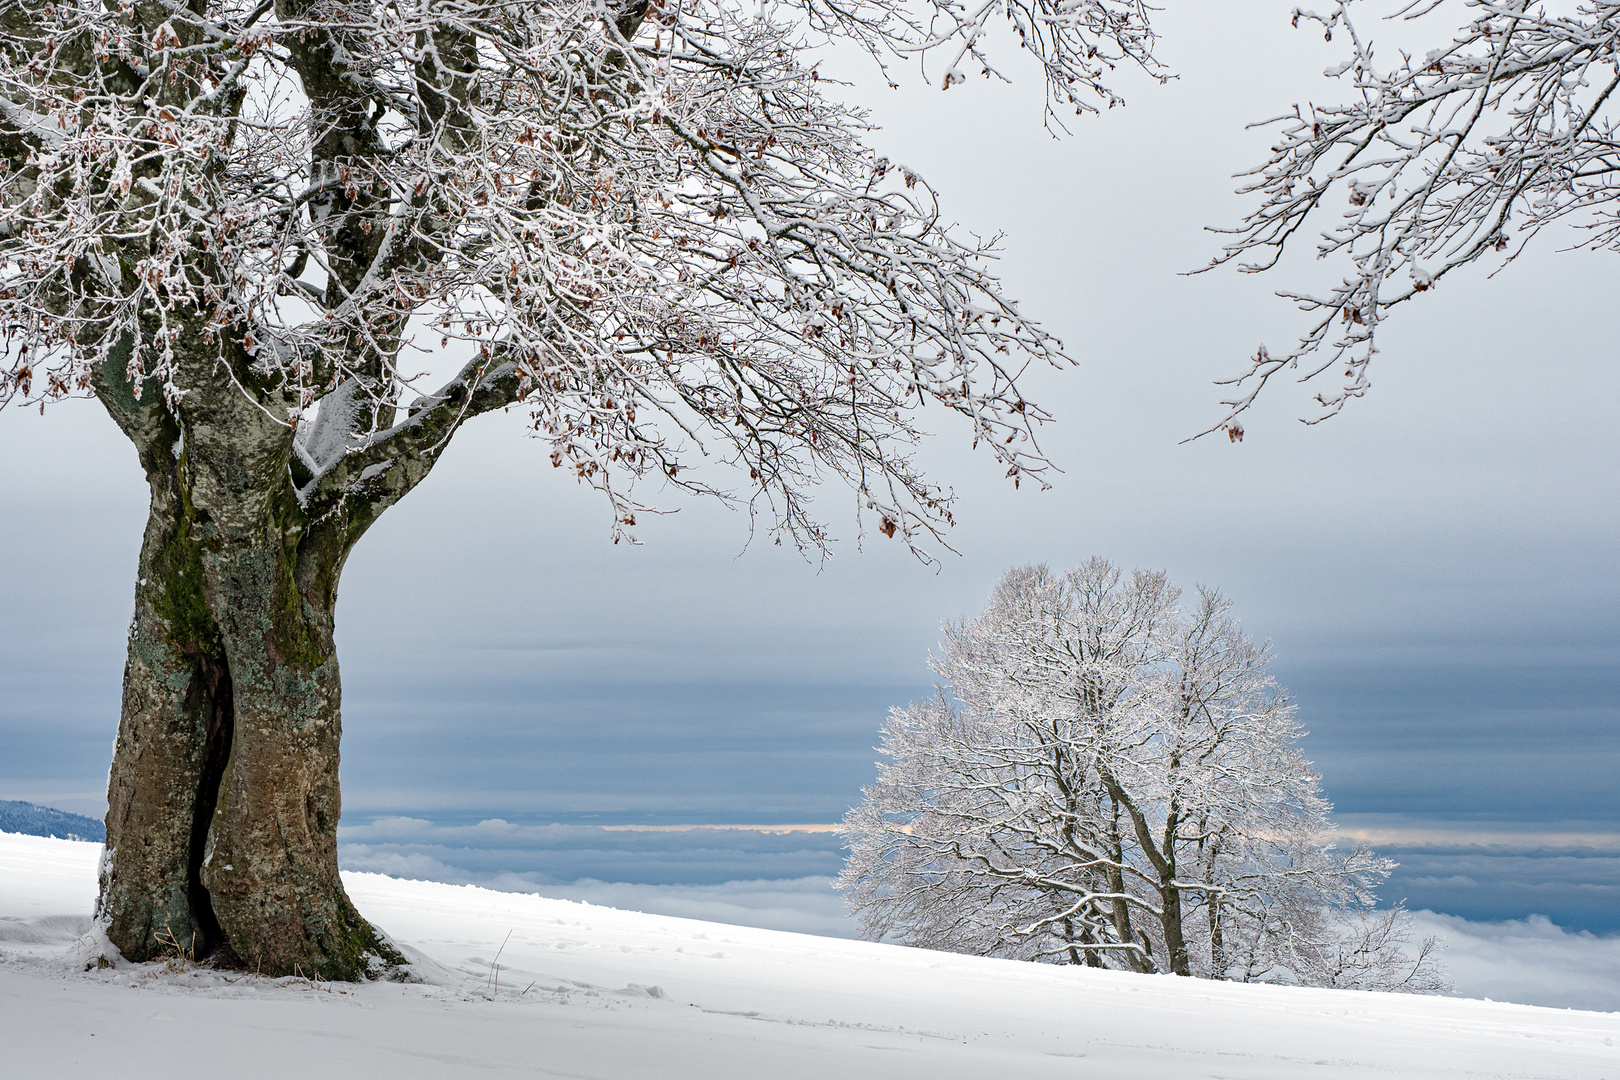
[2,1,1615,861]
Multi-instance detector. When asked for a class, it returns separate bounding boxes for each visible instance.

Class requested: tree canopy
[0,0,1183,557]
[839,559,1450,991]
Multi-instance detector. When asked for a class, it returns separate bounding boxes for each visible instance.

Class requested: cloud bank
[1409,911,1620,1013]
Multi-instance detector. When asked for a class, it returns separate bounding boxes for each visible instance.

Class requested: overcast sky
[2,1,1616,857]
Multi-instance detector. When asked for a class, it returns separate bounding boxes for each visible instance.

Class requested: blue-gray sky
[1,2,1616,941]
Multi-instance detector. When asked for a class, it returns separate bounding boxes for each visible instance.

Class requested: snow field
[1,832,1616,1079]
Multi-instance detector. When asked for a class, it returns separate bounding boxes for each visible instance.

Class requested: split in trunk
[92,328,518,978]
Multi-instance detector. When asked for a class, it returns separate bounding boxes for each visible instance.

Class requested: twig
[487,929,512,996]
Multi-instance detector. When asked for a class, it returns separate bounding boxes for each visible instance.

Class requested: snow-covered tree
[4,0,1539,981]
[1207,0,1620,434]
[0,0,1172,976]
[838,559,1449,991]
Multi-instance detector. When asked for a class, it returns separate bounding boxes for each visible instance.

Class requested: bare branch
[1201,0,1620,436]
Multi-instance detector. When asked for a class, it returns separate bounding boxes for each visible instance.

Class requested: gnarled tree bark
[1,0,532,977]
[93,330,519,975]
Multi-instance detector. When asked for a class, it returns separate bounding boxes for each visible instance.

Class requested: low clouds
[337,818,857,936]
[1283,660,1620,826]
[335,818,1620,1011]
[1333,821,1620,934]
[1409,911,1620,1012]
[333,817,1620,1010]
[337,817,849,887]
[480,877,850,938]
[1382,848,1620,933]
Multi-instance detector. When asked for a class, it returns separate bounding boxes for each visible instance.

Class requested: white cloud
[517,877,855,938]
[335,824,858,937]
[1410,911,1620,1012]
[340,826,1620,1014]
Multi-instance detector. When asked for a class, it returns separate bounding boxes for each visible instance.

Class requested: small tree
[0,0,1173,976]
[839,559,1449,991]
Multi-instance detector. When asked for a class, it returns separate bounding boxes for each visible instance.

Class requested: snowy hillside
[0,801,104,843]
[2,832,1615,1079]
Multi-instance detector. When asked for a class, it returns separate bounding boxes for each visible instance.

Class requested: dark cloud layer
[336,678,924,821]
[330,656,1620,831]
[1381,847,1620,933]
[6,651,1616,839]
[1285,661,1620,824]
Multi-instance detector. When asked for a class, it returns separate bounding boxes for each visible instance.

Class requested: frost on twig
[1201,0,1620,436]
[839,559,1449,991]
[0,0,1169,556]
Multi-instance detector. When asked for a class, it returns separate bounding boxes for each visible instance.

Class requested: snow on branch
[0,0,1170,555]
[800,0,1169,126]
[839,558,1451,991]
[1201,0,1620,436]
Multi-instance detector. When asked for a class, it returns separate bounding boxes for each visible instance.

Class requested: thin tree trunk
[1062,915,1105,968]
[1099,768,1195,977]
[1205,835,1226,978]
[1157,807,1192,977]
[1103,802,1155,974]
[1158,876,1191,977]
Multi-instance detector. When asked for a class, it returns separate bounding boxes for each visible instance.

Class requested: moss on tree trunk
[94,349,404,979]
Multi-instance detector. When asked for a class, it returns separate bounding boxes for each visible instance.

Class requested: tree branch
[299,349,523,530]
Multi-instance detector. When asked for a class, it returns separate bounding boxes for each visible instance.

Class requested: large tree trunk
[100,465,228,961]
[95,352,401,980]
[85,308,518,979]
[197,537,384,980]
[12,0,522,979]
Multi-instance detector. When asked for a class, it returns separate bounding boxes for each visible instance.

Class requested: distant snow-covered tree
[838,559,1449,992]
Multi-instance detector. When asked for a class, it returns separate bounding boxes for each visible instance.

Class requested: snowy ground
[2,833,1617,1079]
[332,815,1620,1010]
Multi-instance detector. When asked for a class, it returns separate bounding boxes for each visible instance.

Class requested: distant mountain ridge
[0,801,104,843]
